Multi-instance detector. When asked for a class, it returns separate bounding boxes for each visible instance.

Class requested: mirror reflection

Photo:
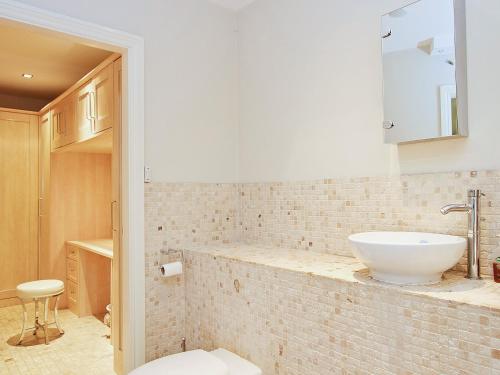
[382,0,466,144]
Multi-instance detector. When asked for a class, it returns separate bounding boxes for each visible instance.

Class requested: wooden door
[93,64,114,134]
[112,57,123,375]
[75,80,94,141]
[0,110,39,303]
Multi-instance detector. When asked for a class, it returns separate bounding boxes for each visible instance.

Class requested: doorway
[0,2,145,373]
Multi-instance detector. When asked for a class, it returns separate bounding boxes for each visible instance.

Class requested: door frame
[0,0,146,372]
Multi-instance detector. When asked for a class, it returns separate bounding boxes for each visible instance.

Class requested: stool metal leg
[43,297,50,345]
[33,299,39,336]
[54,295,64,334]
[16,299,27,345]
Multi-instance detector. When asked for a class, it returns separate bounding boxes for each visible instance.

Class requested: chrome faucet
[440,189,483,280]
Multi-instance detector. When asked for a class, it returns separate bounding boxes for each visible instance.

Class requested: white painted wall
[15,0,240,183]
[237,0,500,181]
[207,0,257,11]
[238,0,391,181]
[13,0,500,183]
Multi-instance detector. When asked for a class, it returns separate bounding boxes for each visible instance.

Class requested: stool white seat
[16,279,65,345]
[17,280,64,299]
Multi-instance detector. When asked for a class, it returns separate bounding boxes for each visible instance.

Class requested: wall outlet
[144,166,152,183]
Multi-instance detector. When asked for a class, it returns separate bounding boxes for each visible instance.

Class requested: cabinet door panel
[51,97,75,150]
[64,95,76,145]
[51,105,64,150]
[93,64,114,133]
[0,111,38,300]
[75,82,94,140]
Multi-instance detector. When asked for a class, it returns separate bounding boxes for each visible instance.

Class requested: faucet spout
[440,203,471,215]
[440,189,482,280]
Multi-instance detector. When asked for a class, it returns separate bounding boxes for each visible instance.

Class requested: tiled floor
[0,303,114,375]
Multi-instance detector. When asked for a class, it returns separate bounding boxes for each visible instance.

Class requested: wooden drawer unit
[66,243,80,316]
[67,280,79,315]
[66,258,78,283]
[65,241,111,318]
[66,244,79,261]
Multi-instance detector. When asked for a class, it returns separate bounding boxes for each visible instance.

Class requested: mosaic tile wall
[144,170,500,361]
[184,250,500,375]
[144,183,240,360]
[240,170,500,276]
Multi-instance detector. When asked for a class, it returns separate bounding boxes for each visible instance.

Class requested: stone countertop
[181,243,500,312]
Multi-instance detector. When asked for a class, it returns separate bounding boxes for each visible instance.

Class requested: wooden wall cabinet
[52,62,114,151]
[51,95,75,151]
[75,80,94,142]
[93,64,114,134]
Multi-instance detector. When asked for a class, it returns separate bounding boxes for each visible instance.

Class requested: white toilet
[130,348,262,375]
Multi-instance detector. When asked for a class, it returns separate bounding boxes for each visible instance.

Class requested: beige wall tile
[144,170,500,371]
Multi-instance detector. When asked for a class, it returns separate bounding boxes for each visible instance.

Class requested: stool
[16,279,65,345]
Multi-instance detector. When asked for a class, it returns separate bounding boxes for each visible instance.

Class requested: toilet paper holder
[159,261,183,277]
[158,248,184,276]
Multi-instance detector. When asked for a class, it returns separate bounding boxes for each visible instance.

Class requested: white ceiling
[0,20,113,101]
[207,0,257,11]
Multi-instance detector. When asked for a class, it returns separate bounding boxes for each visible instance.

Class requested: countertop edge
[179,244,500,313]
[67,239,113,259]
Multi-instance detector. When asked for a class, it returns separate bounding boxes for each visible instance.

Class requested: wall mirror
[382,0,468,144]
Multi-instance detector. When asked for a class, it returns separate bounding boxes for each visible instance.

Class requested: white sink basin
[348,232,466,285]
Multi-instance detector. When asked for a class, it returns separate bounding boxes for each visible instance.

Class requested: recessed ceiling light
[21,73,34,79]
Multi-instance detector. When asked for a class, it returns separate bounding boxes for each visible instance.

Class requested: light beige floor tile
[0,304,114,375]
